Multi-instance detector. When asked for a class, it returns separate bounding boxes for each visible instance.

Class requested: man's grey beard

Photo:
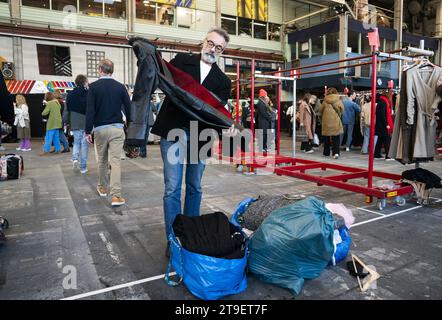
[202,52,217,64]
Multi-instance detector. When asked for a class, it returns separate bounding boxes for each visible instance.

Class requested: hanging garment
[406,66,442,159]
[389,63,442,163]
[125,37,241,148]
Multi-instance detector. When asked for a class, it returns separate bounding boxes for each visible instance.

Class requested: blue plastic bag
[248,196,335,296]
[229,197,257,228]
[330,226,351,266]
[165,230,248,300]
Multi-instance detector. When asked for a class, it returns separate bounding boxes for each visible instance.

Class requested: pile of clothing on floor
[236,194,352,234]
[166,195,354,299]
[231,195,354,295]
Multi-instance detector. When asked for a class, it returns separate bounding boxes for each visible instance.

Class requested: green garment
[41,100,62,131]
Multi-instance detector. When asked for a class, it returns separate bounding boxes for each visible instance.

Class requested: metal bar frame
[227,38,434,203]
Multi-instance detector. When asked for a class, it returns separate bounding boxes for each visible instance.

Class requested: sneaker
[72,160,79,170]
[61,148,70,153]
[305,149,314,154]
[111,196,126,206]
[16,147,22,151]
[80,169,88,174]
[385,158,395,161]
[0,146,6,151]
[97,186,107,197]
[333,154,339,159]
[23,148,32,151]
[345,147,350,152]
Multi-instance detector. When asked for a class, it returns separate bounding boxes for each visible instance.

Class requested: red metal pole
[251,59,255,157]
[236,61,240,124]
[368,44,379,190]
[277,67,281,155]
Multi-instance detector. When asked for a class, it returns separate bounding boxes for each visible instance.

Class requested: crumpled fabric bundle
[325,203,355,228]
[239,194,306,231]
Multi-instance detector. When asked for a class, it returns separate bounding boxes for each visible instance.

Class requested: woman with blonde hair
[41,92,62,155]
[14,94,32,151]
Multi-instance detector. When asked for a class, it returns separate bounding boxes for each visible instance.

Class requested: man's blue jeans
[340,124,355,148]
[160,131,206,238]
[43,129,60,153]
[72,130,89,171]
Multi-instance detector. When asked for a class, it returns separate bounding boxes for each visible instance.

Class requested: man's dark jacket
[125,37,240,148]
[151,53,231,139]
[255,98,272,130]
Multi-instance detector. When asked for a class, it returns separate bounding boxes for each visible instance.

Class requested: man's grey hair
[99,59,114,75]
[207,27,230,44]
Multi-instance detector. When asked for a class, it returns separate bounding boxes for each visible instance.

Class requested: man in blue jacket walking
[340,90,361,151]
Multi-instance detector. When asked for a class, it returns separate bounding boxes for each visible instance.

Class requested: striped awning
[5,80,75,94]
[6,80,36,94]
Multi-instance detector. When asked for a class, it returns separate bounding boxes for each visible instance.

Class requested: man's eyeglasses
[205,39,224,53]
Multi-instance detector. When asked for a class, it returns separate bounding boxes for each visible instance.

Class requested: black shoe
[165,243,170,258]
[61,148,70,153]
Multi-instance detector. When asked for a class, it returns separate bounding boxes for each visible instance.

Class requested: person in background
[340,90,361,151]
[374,94,393,160]
[14,95,32,151]
[241,101,250,129]
[41,92,62,155]
[319,87,344,159]
[64,74,89,173]
[54,90,70,153]
[310,94,322,146]
[85,59,131,207]
[360,95,377,154]
[255,89,272,152]
[299,94,316,154]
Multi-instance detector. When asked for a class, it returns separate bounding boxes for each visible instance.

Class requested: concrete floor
[1,136,442,300]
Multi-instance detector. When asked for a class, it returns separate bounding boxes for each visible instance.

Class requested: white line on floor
[357,207,386,216]
[352,199,442,228]
[61,272,176,300]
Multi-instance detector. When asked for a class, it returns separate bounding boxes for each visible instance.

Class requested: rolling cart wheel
[0,217,8,230]
[395,196,406,207]
[377,199,386,211]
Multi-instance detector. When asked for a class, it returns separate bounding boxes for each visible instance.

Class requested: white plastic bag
[313,134,320,146]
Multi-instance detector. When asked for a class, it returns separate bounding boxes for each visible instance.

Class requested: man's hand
[86,134,94,144]
[223,124,240,137]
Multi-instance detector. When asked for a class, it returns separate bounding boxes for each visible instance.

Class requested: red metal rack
[223,29,434,210]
